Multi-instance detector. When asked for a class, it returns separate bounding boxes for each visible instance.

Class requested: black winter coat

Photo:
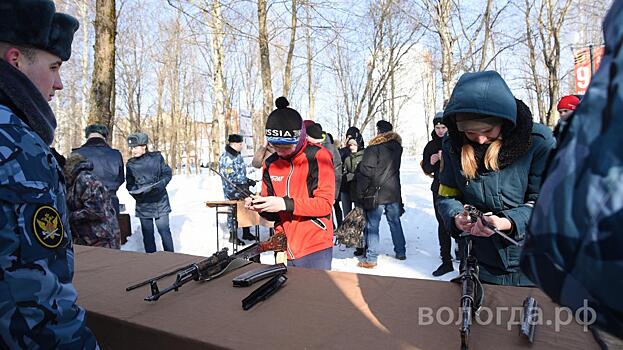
[126,151,172,218]
[356,132,403,205]
[421,131,444,192]
[72,137,124,193]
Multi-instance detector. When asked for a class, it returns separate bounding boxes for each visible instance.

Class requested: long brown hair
[460,139,503,180]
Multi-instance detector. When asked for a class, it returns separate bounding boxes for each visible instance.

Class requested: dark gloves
[247,179,257,187]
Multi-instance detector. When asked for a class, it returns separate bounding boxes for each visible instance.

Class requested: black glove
[247,179,257,187]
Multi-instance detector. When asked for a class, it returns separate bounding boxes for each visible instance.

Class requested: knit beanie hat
[265,97,303,145]
[305,121,323,139]
[376,120,393,133]
[345,126,361,140]
[557,95,580,111]
[228,134,243,143]
[433,112,444,126]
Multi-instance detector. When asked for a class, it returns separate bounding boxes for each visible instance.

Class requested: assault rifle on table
[209,166,254,199]
[126,232,287,301]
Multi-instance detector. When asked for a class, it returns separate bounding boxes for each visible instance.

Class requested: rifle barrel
[126,263,194,291]
[145,267,198,301]
[209,167,253,198]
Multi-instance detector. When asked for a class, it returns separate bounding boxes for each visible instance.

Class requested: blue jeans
[140,216,174,253]
[288,247,333,270]
[364,202,405,263]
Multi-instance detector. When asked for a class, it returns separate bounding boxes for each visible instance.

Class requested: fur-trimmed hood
[368,131,402,146]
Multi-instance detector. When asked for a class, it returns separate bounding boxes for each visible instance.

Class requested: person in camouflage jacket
[0,1,97,347]
[521,0,623,341]
[65,154,120,249]
[218,134,256,243]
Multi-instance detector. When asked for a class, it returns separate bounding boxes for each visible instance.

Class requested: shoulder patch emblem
[32,205,64,248]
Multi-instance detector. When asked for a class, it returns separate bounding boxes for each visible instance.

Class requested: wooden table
[73,246,599,350]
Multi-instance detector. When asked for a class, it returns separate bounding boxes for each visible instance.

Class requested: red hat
[557,95,580,111]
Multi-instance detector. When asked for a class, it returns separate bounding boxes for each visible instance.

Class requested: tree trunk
[80,0,89,138]
[305,5,315,120]
[283,0,297,97]
[257,0,273,135]
[524,0,546,123]
[478,0,493,71]
[434,0,454,103]
[88,0,116,132]
[211,0,227,162]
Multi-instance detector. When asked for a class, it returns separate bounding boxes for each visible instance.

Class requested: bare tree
[420,0,511,102]
[88,0,117,131]
[523,0,573,126]
[283,0,298,96]
[257,0,274,137]
[332,0,422,131]
[209,0,228,162]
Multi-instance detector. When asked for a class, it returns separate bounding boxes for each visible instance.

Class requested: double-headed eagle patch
[32,205,64,248]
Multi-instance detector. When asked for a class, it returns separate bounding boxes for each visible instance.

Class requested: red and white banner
[574,46,604,94]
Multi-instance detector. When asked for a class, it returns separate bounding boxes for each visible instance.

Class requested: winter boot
[357,261,377,269]
[242,228,256,241]
[432,261,454,277]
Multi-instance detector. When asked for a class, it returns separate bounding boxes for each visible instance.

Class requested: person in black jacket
[72,124,124,214]
[356,120,406,268]
[339,126,365,218]
[421,114,455,276]
[126,132,174,253]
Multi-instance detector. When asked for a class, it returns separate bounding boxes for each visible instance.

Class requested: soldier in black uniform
[126,132,175,253]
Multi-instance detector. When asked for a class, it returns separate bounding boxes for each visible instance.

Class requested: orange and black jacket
[260,141,335,259]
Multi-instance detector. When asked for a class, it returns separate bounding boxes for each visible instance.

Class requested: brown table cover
[73,246,598,350]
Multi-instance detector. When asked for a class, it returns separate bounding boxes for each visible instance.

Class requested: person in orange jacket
[245,96,335,270]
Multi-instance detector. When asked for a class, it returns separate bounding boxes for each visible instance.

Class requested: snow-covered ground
[119,157,459,282]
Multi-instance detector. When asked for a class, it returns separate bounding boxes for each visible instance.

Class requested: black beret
[0,0,79,61]
[228,134,243,143]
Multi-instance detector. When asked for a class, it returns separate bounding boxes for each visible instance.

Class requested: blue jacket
[437,71,555,286]
[126,151,172,218]
[218,145,249,200]
[521,0,623,338]
[72,137,124,193]
[0,105,96,348]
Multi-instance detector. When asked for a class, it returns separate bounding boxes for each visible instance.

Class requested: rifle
[126,232,287,301]
[457,239,484,350]
[209,166,254,199]
[464,205,521,246]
